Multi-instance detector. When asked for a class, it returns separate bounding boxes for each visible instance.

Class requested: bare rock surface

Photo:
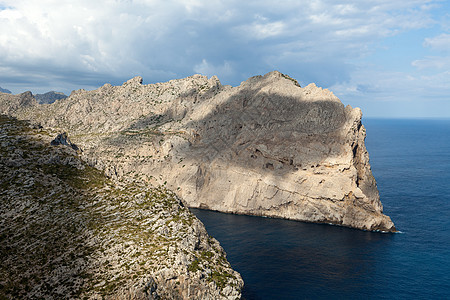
[0,71,395,232]
[0,115,243,299]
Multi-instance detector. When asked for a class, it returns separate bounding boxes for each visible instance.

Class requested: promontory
[1,71,396,232]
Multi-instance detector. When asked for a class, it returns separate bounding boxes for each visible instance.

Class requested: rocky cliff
[0,71,396,232]
[0,115,243,299]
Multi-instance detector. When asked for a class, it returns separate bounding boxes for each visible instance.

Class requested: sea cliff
[0,71,395,232]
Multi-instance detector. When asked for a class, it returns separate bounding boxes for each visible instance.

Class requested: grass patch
[207,270,235,289]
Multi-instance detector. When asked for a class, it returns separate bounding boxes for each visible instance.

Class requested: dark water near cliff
[191,119,450,299]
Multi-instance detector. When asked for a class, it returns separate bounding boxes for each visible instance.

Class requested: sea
[191,119,450,299]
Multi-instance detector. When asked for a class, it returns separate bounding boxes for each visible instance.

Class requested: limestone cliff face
[1,71,396,232]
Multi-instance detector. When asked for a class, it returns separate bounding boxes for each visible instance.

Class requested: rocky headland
[0,71,395,232]
[0,115,243,299]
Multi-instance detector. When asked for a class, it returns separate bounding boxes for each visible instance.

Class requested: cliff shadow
[111,76,354,179]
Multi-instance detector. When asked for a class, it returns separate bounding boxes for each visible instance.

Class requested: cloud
[194,59,233,79]
[423,33,450,51]
[237,18,286,40]
[412,56,450,69]
[0,0,443,100]
[412,33,450,71]
[329,63,450,118]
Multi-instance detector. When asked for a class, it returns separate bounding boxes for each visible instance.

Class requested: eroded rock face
[1,71,396,232]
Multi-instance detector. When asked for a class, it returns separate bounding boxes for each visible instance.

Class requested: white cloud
[423,33,450,51]
[412,33,450,71]
[0,0,444,105]
[193,59,233,78]
[412,56,450,69]
[240,20,286,40]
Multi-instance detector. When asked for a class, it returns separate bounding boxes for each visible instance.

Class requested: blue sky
[0,0,449,118]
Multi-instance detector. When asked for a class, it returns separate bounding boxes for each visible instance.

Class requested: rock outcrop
[51,132,81,151]
[0,115,243,299]
[0,71,396,232]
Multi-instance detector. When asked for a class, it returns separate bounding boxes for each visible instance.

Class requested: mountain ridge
[35,91,67,104]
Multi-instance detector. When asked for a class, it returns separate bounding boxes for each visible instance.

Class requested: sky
[0,0,449,118]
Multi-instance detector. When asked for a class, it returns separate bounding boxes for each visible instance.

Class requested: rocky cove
[0,71,395,298]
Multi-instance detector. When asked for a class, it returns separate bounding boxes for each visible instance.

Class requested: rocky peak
[123,76,143,86]
[0,91,37,115]
[69,88,87,97]
[19,91,35,105]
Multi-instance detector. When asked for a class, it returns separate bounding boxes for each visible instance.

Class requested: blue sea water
[191,119,450,299]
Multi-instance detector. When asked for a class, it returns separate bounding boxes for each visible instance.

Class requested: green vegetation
[188,259,201,273]
[281,73,301,87]
[208,270,235,289]
[40,163,106,190]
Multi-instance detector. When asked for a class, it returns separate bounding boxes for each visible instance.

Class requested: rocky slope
[0,115,243,299]
[0,71,396,232]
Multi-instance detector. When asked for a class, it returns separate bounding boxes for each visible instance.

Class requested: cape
[0,71,395,232]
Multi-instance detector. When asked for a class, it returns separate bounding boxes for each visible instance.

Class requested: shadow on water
[191,208,397,300]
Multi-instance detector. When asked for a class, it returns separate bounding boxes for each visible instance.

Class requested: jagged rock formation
[0,115,243,299]
[51,132,81,151]
[0,86,12,94]
[0,91,37,115]
[35,91,67,104]
[0,71,396,232]
[0,89,66,106]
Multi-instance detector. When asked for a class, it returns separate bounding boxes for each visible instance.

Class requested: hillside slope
[0,115,243,299]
